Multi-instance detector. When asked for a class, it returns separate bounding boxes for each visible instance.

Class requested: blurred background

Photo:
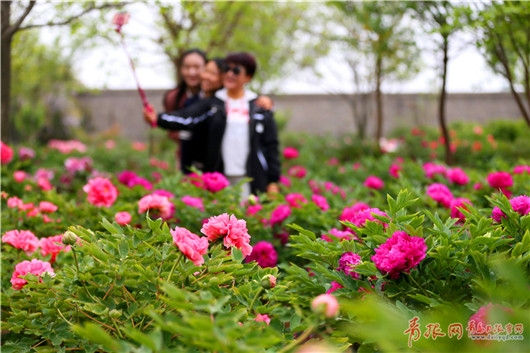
[2,1,529,145]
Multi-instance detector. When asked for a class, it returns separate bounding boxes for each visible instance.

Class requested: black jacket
[157,93,280,194]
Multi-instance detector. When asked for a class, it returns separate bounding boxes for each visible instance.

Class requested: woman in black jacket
[144,52,280,196]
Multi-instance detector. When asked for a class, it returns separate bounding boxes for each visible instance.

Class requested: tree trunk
[440,36,452,165]
[1,2,12,142]
[375,55,383,143]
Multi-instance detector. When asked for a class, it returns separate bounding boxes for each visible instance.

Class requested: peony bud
[62,231,78,246]
[311,294,339,318]
[109,309,122,319]
[248,194,259,206]
[261,274,277,289]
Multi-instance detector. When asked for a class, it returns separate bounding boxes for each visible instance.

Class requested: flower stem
[278,325,315,353]
[408,272,429,297]
[249,287,264,313]
[72,248,98,302]
[167,252,183,283]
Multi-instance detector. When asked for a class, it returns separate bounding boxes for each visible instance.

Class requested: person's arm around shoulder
[144,98,217,131]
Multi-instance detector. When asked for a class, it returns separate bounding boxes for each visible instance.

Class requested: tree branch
[17,2,125,32]
[2,0,36,41]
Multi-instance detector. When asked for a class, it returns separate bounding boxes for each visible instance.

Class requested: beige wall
[76,90,522,141]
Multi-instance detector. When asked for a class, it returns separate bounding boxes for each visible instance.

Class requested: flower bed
[1,124,529,352]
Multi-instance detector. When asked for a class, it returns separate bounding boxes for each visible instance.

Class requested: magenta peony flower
[446,168,469,185]
[270,204,291,227]
[171,226,209,266]
[312,294,339,318]
[364,176,384,190]
[1,141,14,164]
[18,147,35,160]
[2,230,40,256]
[40,234,70,263]
[186,172,204,189]
[201,213,252,257]
[138,193,174,220]
[283,147,299,159]
[279,175,291,188]
[312,194,329,211]
[246,204,263,216]
[371,231,427,279]
[351,208,389,228]
[11,259,55,290]
[326,281,344,294]
[389,164,402,178]
[487,171,513,190]
[288,165,307,178]
[423,162,446,178]
[128,176,153,190]
[245,241,277,268]
[337,252,362,279]
[115,211,132,225]
[339,202,371,222]
[492,195,530,222]
[274,230,289,245]
[83,177,118,207]
[13,171,26,183]
[39,201,58,213]
[255,314,271,326]
[513,165,530,175]
[322,228,355,242]
[467,303,512,336]
[117,170,138,186]
[181,196,204,211]
[450,198,473,223]
[426,183,453,208]
[202,172,229,192]
[285,193,308,208]
[37,178,53,191]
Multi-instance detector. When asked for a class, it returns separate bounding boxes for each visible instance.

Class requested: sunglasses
[222,66,243,75]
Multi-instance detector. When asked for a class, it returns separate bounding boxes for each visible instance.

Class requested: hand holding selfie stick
[112,13,156,127]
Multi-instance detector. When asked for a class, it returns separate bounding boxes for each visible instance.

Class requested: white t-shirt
[216,89,257,176]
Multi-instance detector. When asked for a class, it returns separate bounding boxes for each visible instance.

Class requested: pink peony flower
[40,234,70,263]
[450,198,473,223]
[245,241,277,268]
[2,230,40,255]
[202,172,230,192]
[117,170,138,185]
[350,208,389,228]
[181,196,205,212]
[288,165,307,178]
[312,194,329,211]
[339,203,370,222]
[492,195,530,222]
[279,175,291,188]
[371,231,427,279]
[426,183,453,208]
[364,176,384,190]
[389,164,402,178]
[18,147,35,160]
[171,226,209,266]
[39,201,58,213]
[11,259,55,290]
[423,162,446,179]
[1,141,14,164]
[513,165,530,175]
[473,182,483,190]
[83,177,118,207]
[270,204,291,227]
[467,303,512,336]
[138,193,174,220]
[312,294,339,318]
[48,140,86,153]
[37,178,53,191]
[487,171,513,190]
[326,281,344,294]
[201,213,252,257]
[285,193,308,208]
[337,252,362,279]
[64,157,92,174]
[105,139,116,149]
[446,168,469,185]
[152,189,175,199]
[7,196,23,209]
[255,314,271,326]
[322,228,354,242]
[283,147,299,159]
[13,171,26,183]
[115,211,132,225]
[131,141,147,151]
[128,176,153,190]
[246,204,263,216]
[186,172,204,189]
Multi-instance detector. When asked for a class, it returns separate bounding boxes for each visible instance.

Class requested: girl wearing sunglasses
[144,52,280,197]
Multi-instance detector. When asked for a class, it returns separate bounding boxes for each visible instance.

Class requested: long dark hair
[175,48,207,107]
